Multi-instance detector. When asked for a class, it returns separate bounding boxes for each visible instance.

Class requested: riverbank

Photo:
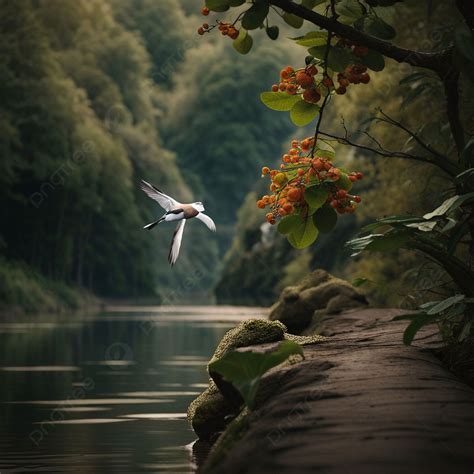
[196,308,474,473]
[0,258,100,318]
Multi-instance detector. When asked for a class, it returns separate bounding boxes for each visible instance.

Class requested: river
[0,306,265,472]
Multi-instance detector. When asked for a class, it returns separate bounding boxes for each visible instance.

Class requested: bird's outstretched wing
[195,213,216,232]
[168,220,186,266]
[140,180,180,211]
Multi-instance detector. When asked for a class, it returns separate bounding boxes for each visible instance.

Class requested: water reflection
[0,306,264,472]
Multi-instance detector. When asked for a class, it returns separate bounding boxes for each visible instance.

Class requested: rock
[188,319,287,440]
[211,318,287,362]
[269,270,367,333]
[187,382,238,440]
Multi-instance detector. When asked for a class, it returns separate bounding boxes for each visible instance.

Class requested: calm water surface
[0,306,265,473]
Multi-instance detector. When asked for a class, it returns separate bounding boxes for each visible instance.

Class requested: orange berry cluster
[335,64,370,95]
[197,20,239,39]
[217,21,239,39]
[329,186,362,214]
[257,138,363,224]
[332,38,371,94]
[272,66,322,104]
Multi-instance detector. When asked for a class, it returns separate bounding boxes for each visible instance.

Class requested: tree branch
[440,67,466,152]
[318,130,457,176]
[269,0,450,72]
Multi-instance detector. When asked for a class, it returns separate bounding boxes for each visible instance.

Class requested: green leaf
[277,214,302,235]
[304,186,328,210]
[361,215,425,232]
[206,0,230,12]
[283,12,304,28]
[260,91,302,111]
[295,31,328,47]
[336,0,366,19]
[423,193,474,219]
[313,205,337,233]
[314,149,335,159]
[362,16,396,39]
[242,1,269,30]
[308,45,355,72]
[366,230,411,252]
[347,230,412,255]
[426,294,465,315]
[360,49,385,71]
[290,99,320,126]
[327,46,356,72]
[288,216,319,249]
[352,277,369,287]
[403,313,438,345]
[229,0,245,5]
[208,340,304,409]
[266,25,279,40]
[233,29,253,54]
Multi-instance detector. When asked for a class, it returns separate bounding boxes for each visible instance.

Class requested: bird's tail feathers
[143,217,164,230]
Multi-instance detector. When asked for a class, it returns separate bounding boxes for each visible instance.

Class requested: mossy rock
[187,382,238,440]
[269,270,368,333]
[188,318,287,440]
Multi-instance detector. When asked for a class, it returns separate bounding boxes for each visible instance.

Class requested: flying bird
[139,180,216,266]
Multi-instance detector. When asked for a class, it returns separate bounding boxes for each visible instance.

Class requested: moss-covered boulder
[269,269,367,333]
[187,318,287,440]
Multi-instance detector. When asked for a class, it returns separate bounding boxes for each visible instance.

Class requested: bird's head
[192,201,205,212]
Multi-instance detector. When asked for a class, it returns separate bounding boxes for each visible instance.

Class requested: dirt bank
[207,308,474,474]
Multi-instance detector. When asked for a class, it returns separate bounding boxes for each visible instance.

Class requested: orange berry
[297,168,305,176]
[312,158,324,171]
[286,83,297,95]
[354,196,362,203]
[287,187,303,202]
[279,82,287,91]
[278,208,287,216]
[273,172,286,185]
[257,200,266,209]
[197,27,205,35]
[338,77,350,87]
[307,65,318,76]
[228,28,239,40]
[201,6,210,15]
[322,76,334,88]
[295,71,313,89]
[360,73,370,84]
[282,154,291,163]
[302,88,321,104]
[271,84,279,92]
[262,166,270,175]
[283,203,294,213]
[336,86,347,95]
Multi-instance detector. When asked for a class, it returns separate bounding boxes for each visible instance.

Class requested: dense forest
[0,0,298,312]
[0,0,469,313]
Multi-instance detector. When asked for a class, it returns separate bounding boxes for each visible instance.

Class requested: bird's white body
[139,180,216,265]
